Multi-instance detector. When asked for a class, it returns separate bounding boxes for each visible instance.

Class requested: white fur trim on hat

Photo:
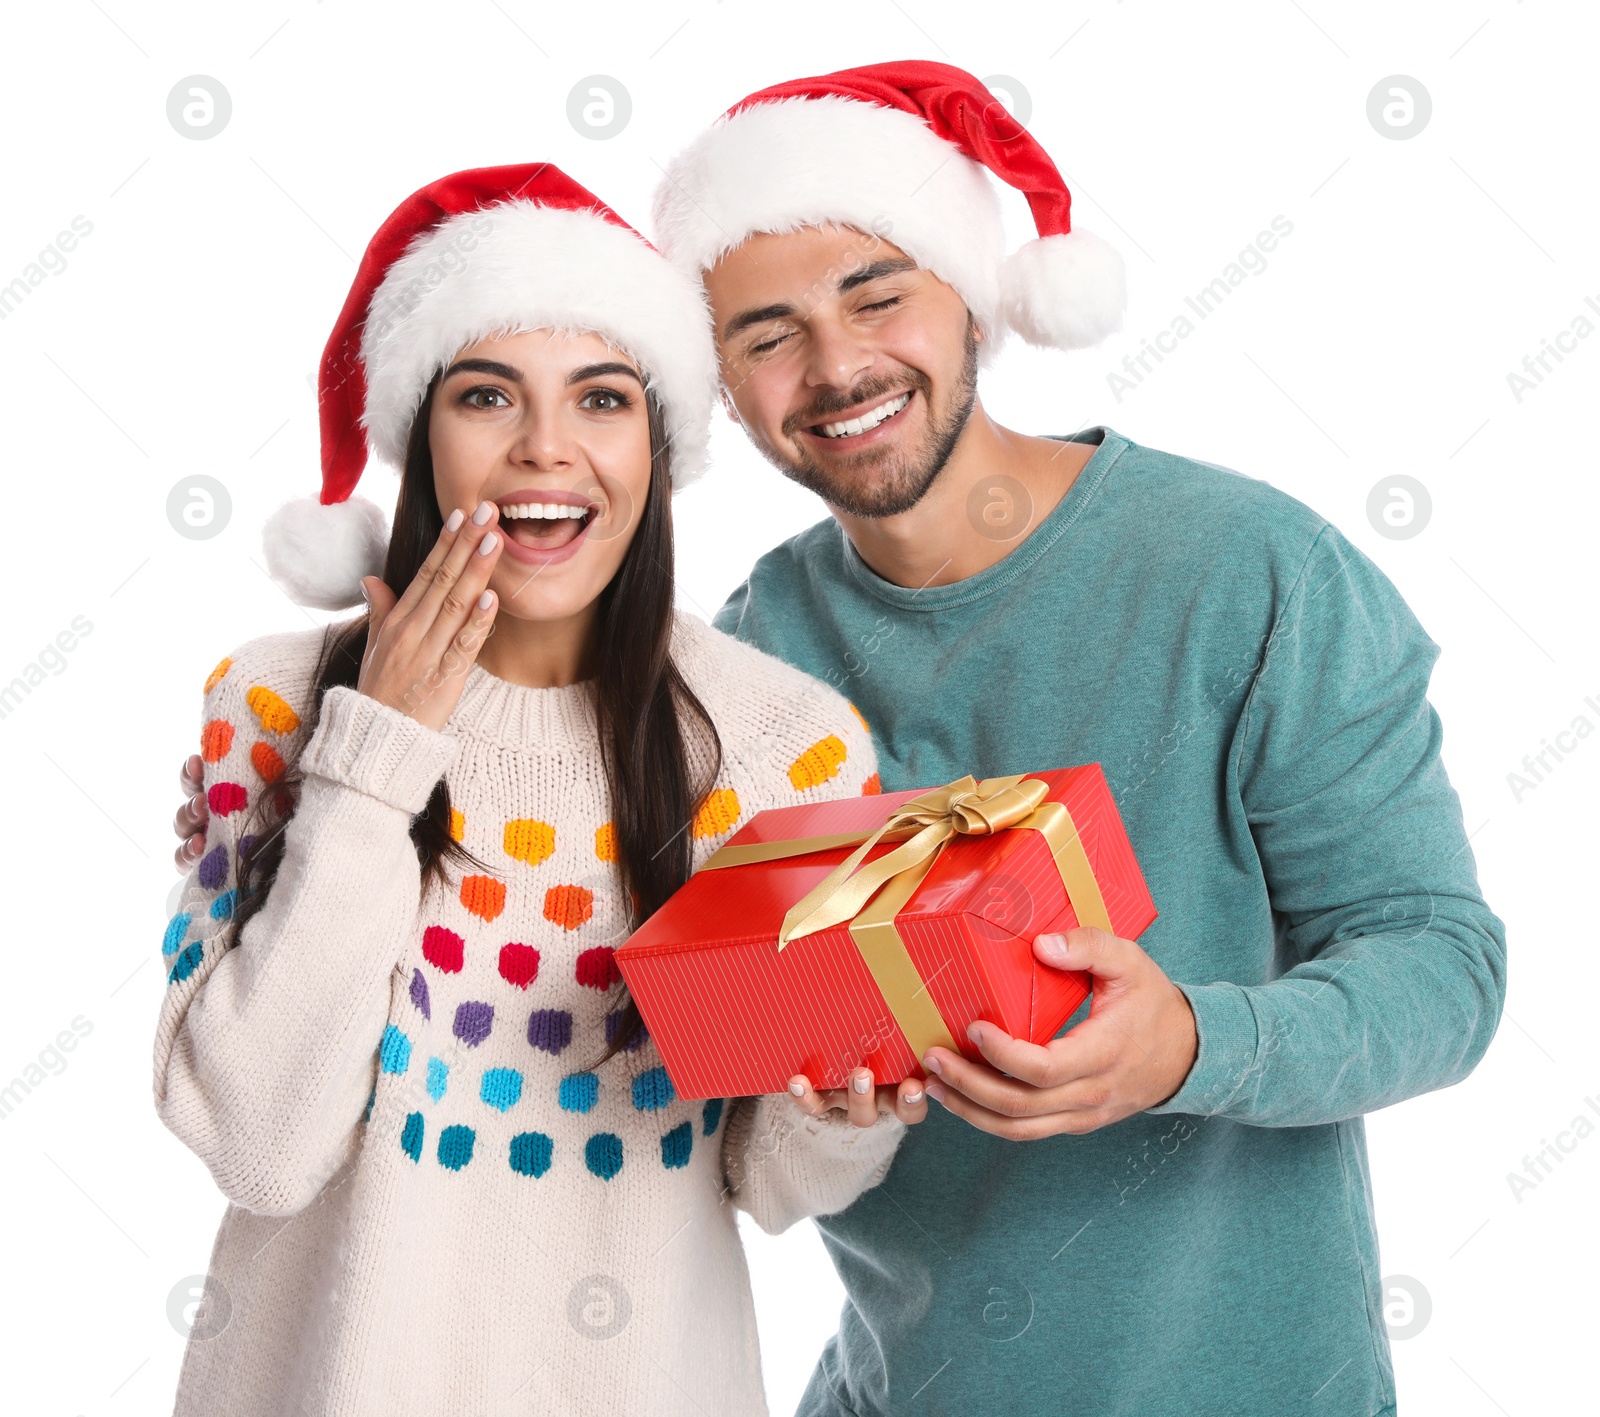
[653,94,1129,356]
[1000,231,1126,350]
[262,494,388,611]
[360,202,718,487]
[653,96,1010,363]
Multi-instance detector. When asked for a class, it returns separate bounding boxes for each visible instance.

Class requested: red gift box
[615,767,1156,1099]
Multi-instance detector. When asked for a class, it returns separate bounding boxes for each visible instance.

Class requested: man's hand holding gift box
[617,764,1182,1133]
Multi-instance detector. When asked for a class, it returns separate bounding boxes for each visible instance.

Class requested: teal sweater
[714,428,1504,1417]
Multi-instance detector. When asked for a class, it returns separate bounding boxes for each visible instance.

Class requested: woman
[155,163,923,1417]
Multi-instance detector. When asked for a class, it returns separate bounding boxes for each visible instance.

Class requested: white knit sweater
[154,613,902,1417]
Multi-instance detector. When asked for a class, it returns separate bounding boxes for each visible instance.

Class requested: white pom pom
[261,495,389,610]
[999,230,1127,351]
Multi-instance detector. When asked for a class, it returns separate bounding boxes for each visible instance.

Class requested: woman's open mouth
[495,494,601,563]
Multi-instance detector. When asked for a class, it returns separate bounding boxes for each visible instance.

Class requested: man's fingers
[959,1024,1062,1087]
[173,832,204,874]
[175,755,210,853]
[959,1020,1113,1089]
[1034,926,1140,981]
[923,1079,1070,1140]
[171,797,195,840]
[924,1044,1113,1120]
[923,1051,1046,1119]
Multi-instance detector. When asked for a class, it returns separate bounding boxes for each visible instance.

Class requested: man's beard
[757,321,979,520]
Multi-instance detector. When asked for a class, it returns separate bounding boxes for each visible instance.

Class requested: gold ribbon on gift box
[700,775,1112,1063]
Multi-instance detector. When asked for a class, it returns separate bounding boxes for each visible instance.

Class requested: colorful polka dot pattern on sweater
[788,734,848,790]
[156,621,912,1417]
[160,662,319,990]
[162,617,891,1212]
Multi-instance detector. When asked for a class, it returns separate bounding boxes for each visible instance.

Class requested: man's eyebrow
[442,358,522,382]
[722,257,923,340]
[566,361,643,386]
[837,257,919,295]
[723,303,798,341]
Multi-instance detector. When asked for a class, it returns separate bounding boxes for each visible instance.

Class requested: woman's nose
[509,406,577,468]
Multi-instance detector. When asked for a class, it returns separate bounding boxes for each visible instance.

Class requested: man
[177,61,1502,1417]
[654,61,1501,1417]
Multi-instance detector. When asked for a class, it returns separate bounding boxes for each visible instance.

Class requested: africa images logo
[0,217,93,322]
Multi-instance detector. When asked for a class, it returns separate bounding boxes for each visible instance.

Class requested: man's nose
[803,315,875,395]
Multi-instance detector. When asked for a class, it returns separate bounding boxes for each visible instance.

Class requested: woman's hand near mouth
[357,500,503,732]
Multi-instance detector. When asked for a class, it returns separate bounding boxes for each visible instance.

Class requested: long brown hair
[226,373,720,1065]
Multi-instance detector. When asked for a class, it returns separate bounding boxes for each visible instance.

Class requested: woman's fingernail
[477,590,493,610]
[925,1082,945,1104]
[472,500,495,525]
[922,1054,942,1076]
[852,1073,872,1095]
[788,1080,806,1097]
[477,533,498,556]
[903,1089,924,1105]
[444,508,465,532]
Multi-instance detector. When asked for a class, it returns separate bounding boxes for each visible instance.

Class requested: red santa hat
[263,162,717,610]
[651,60,1125,359]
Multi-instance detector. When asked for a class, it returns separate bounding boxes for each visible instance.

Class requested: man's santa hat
[263,162,717,610]
[652,60,1125,358]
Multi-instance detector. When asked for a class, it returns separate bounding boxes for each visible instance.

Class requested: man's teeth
[817,392,910,439]
[498,503,590,520]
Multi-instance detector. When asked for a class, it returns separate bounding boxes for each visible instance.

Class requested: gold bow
[700,775,1113,1066]
[774,775,1048,945]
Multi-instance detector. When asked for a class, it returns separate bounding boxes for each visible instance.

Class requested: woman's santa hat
[651,60,1125,359]
[264,162,717,610]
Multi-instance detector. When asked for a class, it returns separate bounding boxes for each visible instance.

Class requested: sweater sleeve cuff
[769,1096,907,1165]
[724,1094,906,1193]
[1145,980,1261,1117]
[299,687,459,815]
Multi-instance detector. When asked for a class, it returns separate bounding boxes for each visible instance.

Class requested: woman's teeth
[498,503,590,520]
[816,391,911,439]
[497,501,593,550]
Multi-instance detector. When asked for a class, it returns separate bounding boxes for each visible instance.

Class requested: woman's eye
[463,387,510,409]
[580,388,631,412]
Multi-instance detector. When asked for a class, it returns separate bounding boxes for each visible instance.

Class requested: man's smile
[802,390,915,444]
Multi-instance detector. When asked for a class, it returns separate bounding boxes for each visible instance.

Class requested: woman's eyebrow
[443,358,523,382]
[566,361,643,386]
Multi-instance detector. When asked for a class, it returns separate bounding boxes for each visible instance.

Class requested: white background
[0,1,1594,1413]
